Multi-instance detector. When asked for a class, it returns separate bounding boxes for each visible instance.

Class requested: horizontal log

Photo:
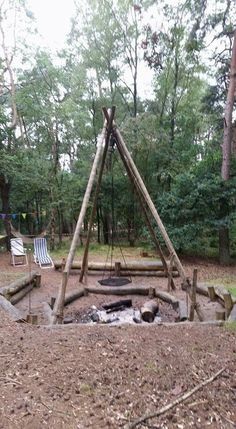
[87,270,179,277]
[0,295,24,322]
[64,288,85,306]
[42,320,226,329]
[182,282,207,296]
[85,285,151,296]
[10,283,34,305]
[0,271,40,299]
[54,260,178,272]
[51,288,85,308]
[155,290,179,310]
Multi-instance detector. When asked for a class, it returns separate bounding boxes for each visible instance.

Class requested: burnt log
[141,299,159,323]
[106,305,126,313]
[102,299,132,311]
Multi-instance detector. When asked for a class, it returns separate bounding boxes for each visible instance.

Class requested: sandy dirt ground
[0,251,236,428]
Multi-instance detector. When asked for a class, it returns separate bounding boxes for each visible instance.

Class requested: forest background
[0,0,236,265]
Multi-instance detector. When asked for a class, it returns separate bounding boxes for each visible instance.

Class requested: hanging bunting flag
[12,213,17,220]
[22,213,27,219]
[1,214,6,219]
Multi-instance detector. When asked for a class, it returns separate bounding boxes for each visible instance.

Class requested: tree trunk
[102,212,111,245]
[0,174,11,250]
[50,205,56,250]
[96,204,101,244]
[219,31,236,264]
[219,226,230,265]
[221,31,236,180]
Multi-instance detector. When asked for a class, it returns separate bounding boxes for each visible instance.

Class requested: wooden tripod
[51,107,189,324]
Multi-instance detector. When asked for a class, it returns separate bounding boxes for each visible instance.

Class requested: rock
[63,317,73,324]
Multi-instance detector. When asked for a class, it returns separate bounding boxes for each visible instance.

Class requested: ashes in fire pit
[74,305,162,325]
[66,297,178,325]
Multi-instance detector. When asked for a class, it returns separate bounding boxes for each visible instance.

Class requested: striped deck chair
[10,238,28,267]
[33,238,54,269]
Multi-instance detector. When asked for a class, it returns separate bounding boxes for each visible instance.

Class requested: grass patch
[207,276,236,289]
[50,242,159,261]
[225,321,236,331]
[228,286,236,297]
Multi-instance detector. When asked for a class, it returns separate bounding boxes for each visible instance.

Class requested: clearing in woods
[0,251,235,428]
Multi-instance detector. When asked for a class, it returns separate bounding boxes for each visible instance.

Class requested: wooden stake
[79,106,116,284]
[103,109,186,286]
[167,253,175,291]
[115,261,121,277]
[216,310,225,321]
[51,117,108,324]
[112,119,174,287]
[35,273,41,288]
[208,286,216,301]
[189,268,197,321]
[223,292,233,319]
[26,314,38,325]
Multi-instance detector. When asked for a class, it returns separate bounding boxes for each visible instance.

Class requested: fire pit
[65,297,178,325]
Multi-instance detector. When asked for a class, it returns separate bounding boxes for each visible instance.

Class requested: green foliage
[0,0,235,261]
[157,171,236,251]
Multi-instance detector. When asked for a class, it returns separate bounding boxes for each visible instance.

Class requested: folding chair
[10,238,28,267]
[33,237,54,269]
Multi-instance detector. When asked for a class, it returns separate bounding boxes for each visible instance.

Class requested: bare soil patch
[0,251,235,428]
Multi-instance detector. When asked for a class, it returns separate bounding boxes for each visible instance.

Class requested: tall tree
[219,30,236,264]
[0,0,36,246]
